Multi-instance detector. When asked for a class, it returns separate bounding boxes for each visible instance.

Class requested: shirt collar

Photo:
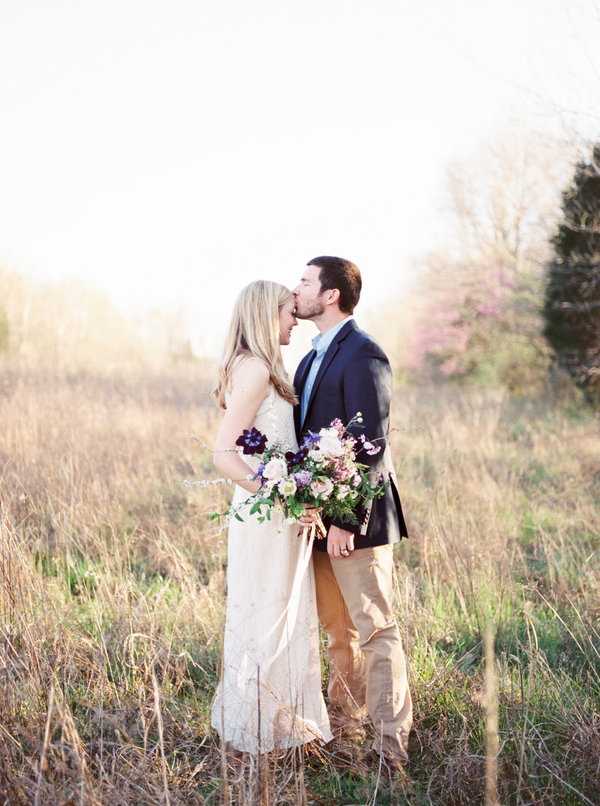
[311,316,354,355]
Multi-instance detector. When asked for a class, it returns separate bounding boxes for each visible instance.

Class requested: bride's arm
[213,359,271,494]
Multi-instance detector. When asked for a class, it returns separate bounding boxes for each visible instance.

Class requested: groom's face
[293,265,326,320]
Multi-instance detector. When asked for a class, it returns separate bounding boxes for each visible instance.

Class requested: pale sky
[1,0,599,358]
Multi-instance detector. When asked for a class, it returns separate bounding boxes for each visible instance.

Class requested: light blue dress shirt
[300,317,354,425]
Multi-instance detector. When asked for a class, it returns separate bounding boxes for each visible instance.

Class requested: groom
[292,256,412,771]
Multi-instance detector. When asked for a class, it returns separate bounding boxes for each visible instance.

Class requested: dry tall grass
[0,363,598,805]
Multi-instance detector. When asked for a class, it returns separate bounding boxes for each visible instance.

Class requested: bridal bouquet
[208,414,386,527]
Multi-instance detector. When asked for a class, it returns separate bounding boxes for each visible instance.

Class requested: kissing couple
[209,256,412,773]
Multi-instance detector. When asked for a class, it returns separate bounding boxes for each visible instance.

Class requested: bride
[210,280,332,756]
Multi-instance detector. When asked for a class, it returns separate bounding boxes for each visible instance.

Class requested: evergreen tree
[543,145,600,401]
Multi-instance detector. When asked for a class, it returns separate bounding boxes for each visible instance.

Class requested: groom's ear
[324,287,341,307]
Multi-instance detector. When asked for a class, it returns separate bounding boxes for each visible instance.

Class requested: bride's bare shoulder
[229,355,271,393]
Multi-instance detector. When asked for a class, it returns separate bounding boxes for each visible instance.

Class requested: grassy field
[0,362,598,805]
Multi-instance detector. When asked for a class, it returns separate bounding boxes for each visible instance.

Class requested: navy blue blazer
[293,319,408,552]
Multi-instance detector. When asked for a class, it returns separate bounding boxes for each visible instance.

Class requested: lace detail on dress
[211,372,331,754]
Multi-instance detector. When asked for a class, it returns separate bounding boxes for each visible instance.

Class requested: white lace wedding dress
[211,385,332,754]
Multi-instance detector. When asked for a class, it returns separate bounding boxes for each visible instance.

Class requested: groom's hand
[327,525,355,558]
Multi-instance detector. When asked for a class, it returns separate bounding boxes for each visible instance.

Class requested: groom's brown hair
[307,255,362,314]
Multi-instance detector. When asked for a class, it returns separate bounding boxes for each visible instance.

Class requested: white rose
[308,445,326,463]
[278,477,297,498]
[262,457,287,481]
[319,436,345,459]
[310,477,334,499]
[336,484,350,500]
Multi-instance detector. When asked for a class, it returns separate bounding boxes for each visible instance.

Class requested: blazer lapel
[304,319,356,422]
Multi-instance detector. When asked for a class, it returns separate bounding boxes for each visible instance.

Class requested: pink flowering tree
[400,124,570,392]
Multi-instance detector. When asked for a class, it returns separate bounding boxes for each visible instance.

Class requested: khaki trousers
[312,544,412,763]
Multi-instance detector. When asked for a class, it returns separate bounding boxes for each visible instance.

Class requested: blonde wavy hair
[213,280,297,409]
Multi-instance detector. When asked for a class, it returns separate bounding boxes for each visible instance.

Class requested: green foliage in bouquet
[209,414,386,526]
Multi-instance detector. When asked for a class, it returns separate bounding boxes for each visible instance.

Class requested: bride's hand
[298,506,326,538]
[298,504,320,526]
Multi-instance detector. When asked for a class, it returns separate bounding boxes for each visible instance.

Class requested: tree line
[2,123,599,403]
[0,268,194,369]
[369,123,600,405]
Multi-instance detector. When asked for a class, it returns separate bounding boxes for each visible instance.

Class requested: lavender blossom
[292,469,314,489]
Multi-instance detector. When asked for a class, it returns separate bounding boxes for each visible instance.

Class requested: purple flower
[253,462,266,482]
[292,469,314,489]
[301,431,321,447]
[235,427,268,455]
[285,446,308,469]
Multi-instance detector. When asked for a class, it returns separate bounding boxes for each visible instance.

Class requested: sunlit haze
[1,0,599,359]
